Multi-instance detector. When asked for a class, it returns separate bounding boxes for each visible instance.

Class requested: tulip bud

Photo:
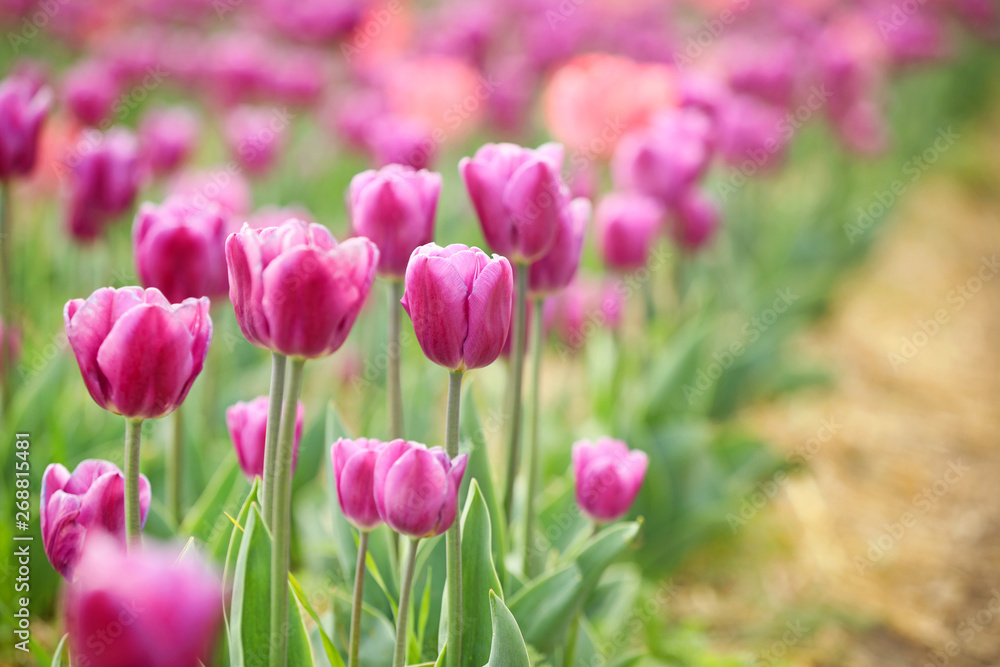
[66,128,142,242]
[671,189,720,251]
[226,219,378,359]
[349,165,442,278]
[139,106,200,176]
[224,105,287,176]
[63,59,119,127]
[64,286,212,420]
[331,438,387,532]
[716,95,787,170]
[41,460,151,579]
[365,115,437,171]
[132,197,231,302]
[528,197,590,297]
[572,438,648,523]
[402,243,513,372]
[373,440,467,539]
[544,279,623,352]
[596,192,664,272]
[65,533,222,667]
[227,397,305,480]
[460,142,571,264]
[0,72,51,181]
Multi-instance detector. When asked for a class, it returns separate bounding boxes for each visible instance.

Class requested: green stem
[388,280,404,440]
[124,419,143,551]
[349,531,370,667]
[166,405,183,526]
[262,352,287,525]
[445,370,464,667]
[392,537,420,667]
[1,180,11,411]
[564,612,580,667]
[268,358,306,667]
[502,265,529,525]
[523,298,545,579]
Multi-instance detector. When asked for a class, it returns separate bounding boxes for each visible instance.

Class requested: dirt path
[672,112,1000,665]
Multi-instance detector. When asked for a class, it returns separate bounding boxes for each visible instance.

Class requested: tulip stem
[392,537,420,667]
[445,369,464,667]
[388,280,404,440]
[124,418,143,551]
[564,612,580,667]
[0,180,10,411]
[262,352,287,525]
[349,530,370,667]
[523,298,545,579]
[166,405,183,525]
[269,357,305,667]
[502,265,529,526]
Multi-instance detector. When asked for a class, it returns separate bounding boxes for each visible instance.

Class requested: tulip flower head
[65,128,142,242]
[227,396,305,480]
[528,197,590,297]
[0,72,51,180]
[139,106,200,176]
[224,105,288,176]
[572,438,648,523]
[41,460,151,579]
[373,439,467,539]
[349,164,442,278]
[63,59,118,127]
[64,286,212,420]
[402,243,513,372]
[226,219,379,359]
[596,192,664,272]
[331,438,388,532]
[65,533,222,667]
[671,189,720,251]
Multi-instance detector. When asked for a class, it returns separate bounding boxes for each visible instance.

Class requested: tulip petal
[338,449,382,531]
[460,157,515,255]
[402,253,470,370]
[226,228,271,348]
[383,448,449,538]
[373,439,411,520]
[40,463,70,543]
[503,159,562,262]
[463,257,513,370]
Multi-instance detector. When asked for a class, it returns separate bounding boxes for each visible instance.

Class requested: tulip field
[0,1,998,666]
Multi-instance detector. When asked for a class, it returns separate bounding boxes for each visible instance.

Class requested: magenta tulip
[365,114,437,170]
[224,105,288,176]
[528,197,590,297]
[41,460,151,579]
[373,440,467,539]
[226,219,378,359]
[596,192,664,272]
[64,286,212,420]
[63,59,119,127]
[0,72,51,180]
[402,243,513,372]
[226,396,304,479]
[671,189,720,251]
[65,534,222,667]
[65,128,142,242]
[349,164,442,278]
[132,197,231,302]
[331,438,387,532]
[572,438,648,523]
[139,106,200,176]
[459,142,571,264]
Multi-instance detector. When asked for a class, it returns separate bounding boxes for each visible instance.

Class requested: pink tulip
[402,243,513,372]
[63,59,119,127]
[226,219,378,359]
[528,197,590,297]
[139,107,200,176]
[544,280,623,352]
[572,438,648,523]
[226,396,304,480]
[224,105,288,176]
[132,197,231,302]
[726,38,797,108]
[349,164,442,278]
[41,460,151,579]
[373,440,467,539]
[0,72,51,180]
[671,189,720,251]
[364,114,437,171]
[596,193,664,272]
[331,438,387,532]
[459,142,571,264]
[65,128,142,242]
[64,286,212,420]
[168,168,251,218]
[716,96,788,171]
[65,533,222,667]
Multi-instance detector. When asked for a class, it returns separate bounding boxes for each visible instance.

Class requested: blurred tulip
[65,534,222,667]
[373,439,467,538]
[544,279,623,351]
[671,189,720,251]
[64,286,212,420]
[365,114,437,170]
[402,243,513,371]
[0,72,51,180]
[226,396,304,480]
[139,107,200,176]
[572,438,648,522]
[331,438,387,531]
[169,168,251,217]
[528,198,590,297]
[0,319,21,374]
[224,106,288,176]
[41,460,151,579]
[132,197,230,302]
[716,96,788,170]
[349,164,442,278]
[596,192,663,272]
[63,59,119,127]
[226,219,378,359]
[65,128,142,242]
[460,142,571,263]
[259,0,363,43]
[726,38,798,108]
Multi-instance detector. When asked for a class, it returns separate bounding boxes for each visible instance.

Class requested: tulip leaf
[223,478,259,633]
[50,634,68,667]
[507,522,640,652]
[290,573,346,667]
[460,479,503,667]
[484,591,531,667]
[179,454,245,546]
[229,504,314,666]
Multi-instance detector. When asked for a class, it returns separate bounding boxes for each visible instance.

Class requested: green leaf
[223,479,259,633]
[460,480,503,667]
[290,573,346,667]
[507,522,640,652]
[51,634,68,667]
[179,454,245,545]
[228,504,313,666]
[484,591,530,667]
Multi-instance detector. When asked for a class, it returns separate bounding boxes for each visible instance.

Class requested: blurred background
[0,0,998,664]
